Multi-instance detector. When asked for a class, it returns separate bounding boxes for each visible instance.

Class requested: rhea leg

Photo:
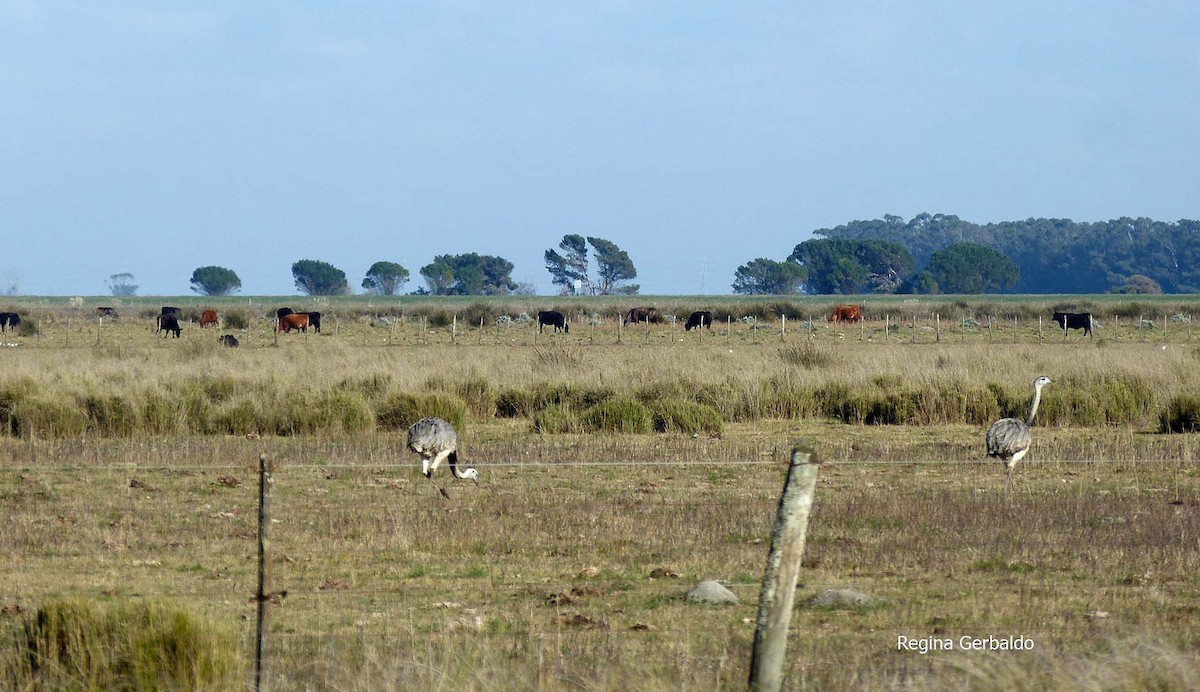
[426,449,453,477]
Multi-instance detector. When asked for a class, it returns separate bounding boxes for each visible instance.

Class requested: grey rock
[687,580,739,605]
[807,588,875,608]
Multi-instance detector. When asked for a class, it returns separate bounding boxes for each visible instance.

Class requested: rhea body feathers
[406,417,479,482]
[986,376,1051,489]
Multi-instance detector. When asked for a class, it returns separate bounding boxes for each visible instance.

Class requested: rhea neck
[1026,380,1049,426]
[447,452,478,481]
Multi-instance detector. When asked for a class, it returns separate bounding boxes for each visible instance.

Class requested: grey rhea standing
[406,417,479,483]
[986,376,1052,491]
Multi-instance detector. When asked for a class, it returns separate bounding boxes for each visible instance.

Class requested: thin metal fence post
[255,453,274,692]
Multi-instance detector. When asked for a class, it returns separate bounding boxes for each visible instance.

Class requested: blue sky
[2,2,1197,297]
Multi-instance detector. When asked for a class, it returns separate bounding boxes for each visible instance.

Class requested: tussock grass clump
[778,341,840,368]
[376,392,467,431]
[533,346,584,369]
[649,399,723,435]
[579,397,652,433]
[1159,394,1200,433]
[221,309,249,330]
[758,376,821,420]
[16,319,39,337]
[426,373,495,417]
[496,383,613,418]
[425,310,453,329]
[531,404,581,434]
[0,377,37,435]
[337,373,394,398]
[79,392,141,436]
[4,599,242,690]
[10,396,88,438]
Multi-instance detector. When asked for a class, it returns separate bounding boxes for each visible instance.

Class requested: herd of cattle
[1,304,1102,345]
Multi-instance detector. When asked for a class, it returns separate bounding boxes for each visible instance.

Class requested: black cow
[157,314,181,338]
[684,310,713,331]
[160,306,181,317]
[96,307,119,318]
[302,311,322,333]
[276,307,294,321]
[0,312,20,333]
[1051,311,1093,337]
[218,334,240,348]
[537,310,569,333]
[624,306,662,325]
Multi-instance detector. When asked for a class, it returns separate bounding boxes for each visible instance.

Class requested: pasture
[1,295,1199,689]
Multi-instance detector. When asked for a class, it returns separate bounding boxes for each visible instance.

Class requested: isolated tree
[107,273,138,296]
[189,266,242,295]
[731,258,806,294]
[291,259,350,296]
[544,234,591,294]
[420,253,517,295]
[925,243,1019,294]
[588,237,638,294]
[544,235,638,295]
[361,261,410,295]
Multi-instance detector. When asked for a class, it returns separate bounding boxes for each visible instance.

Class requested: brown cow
[199,309,218,328]
[828,304,863,323]
[277,313,310,333]
[624,306,662,325]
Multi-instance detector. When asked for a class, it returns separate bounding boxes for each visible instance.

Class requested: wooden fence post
[749,444,819,692]
[255,453,275,692]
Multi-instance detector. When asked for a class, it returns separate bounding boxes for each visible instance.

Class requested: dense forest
[813,213,1200,294]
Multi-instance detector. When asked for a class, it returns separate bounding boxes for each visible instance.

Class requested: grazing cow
[828,304,863,323]
[157,314,181,338]
[624,306,662,325]
[277,313,310,333]
[537,310,569,333]
[0,312,19,333]
[96,307,119,318]
[301,311,322,333]
[218,334,240,348]
[276,307,294,320]
[1051,311,1093,337]
[199,309,218,328]
[684,311,713,331]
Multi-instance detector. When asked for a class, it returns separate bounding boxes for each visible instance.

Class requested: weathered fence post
[935,313,941,342]
[255,453,274,692]
[749,444,820,692]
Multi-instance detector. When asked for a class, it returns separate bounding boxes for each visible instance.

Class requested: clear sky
[2,2,1197,297]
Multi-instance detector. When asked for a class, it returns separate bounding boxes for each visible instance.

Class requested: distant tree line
[733,213,1197,295]
[106,214,1195,296]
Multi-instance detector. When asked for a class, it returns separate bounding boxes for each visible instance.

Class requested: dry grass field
[1,296,1199,689]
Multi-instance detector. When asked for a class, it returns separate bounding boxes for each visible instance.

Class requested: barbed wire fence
[2,450,1197,690]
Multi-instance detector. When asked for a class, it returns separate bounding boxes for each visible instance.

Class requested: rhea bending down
[407,417,479,482]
